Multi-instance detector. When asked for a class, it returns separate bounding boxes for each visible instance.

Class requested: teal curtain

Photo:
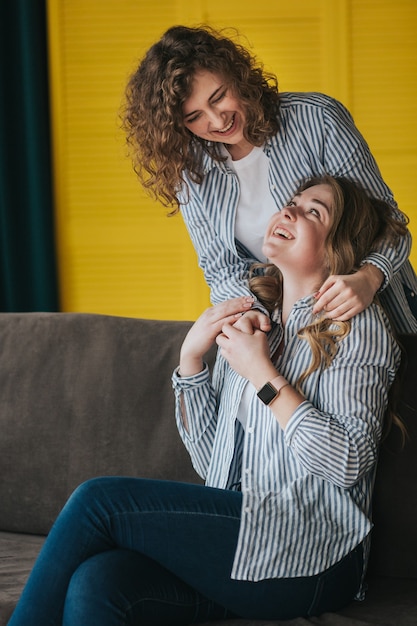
[0,0,58,311]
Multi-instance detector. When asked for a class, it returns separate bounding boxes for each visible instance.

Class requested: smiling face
[262,184,334,282]
[182,70,253,159]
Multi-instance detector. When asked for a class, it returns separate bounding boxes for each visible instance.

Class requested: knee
[63,554,108,623]
[63,549,148,625]
[66,555,101,599]
[64,476,113,511]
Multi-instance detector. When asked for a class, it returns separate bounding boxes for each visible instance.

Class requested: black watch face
[257,382,277,405]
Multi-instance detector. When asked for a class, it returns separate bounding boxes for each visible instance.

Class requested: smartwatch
[257,379,289,406]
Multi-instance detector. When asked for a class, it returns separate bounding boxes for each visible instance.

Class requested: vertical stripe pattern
[172,297,401,582]
[178,92,417,334]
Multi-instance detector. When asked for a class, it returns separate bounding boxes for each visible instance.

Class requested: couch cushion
[0,313,201,535]
[0,531,45,626]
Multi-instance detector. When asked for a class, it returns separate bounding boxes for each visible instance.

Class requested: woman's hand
[216,323,277,388]
[179,296,254,376]
[313,264,384,320]
[232,309,271,334]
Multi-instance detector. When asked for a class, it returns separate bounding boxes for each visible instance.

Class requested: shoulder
[340,304,400,366]
[350,301,392,332]
[279,92,353,122]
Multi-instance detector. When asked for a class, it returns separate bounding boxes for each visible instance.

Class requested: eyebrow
[293,193,331,214]
[183,85,225,120]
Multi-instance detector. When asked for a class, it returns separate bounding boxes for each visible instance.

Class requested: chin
[262,247,281,264]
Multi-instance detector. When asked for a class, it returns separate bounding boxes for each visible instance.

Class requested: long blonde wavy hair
[122,25,280,213]
[250,175,408,436]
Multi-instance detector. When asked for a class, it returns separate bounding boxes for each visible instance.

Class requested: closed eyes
[184,88,227,124]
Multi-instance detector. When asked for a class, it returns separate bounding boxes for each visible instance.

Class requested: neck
[224,140,254,161]
[280,272,324,325]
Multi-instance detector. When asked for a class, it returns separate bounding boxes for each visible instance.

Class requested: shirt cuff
[360,252,392,292]
[284,400,316,446]
[172,363,211,390]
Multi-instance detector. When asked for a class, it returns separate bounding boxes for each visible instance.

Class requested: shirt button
[247,427,254,434]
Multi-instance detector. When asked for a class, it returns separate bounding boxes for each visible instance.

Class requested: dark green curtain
[0,0,58,311]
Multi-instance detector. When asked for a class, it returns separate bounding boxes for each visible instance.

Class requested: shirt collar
[201,148,231,176]
[271,294,316,323]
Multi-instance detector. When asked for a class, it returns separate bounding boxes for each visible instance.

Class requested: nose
[206,107,224,128]
[282,206,297,221]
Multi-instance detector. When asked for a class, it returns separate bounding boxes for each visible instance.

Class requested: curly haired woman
[123,24,417,334]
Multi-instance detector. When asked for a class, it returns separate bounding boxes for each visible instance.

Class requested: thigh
[63,549,233,626]
[70,478,355,620]
[75,477,244,599]
[90,478,362,620]
[9,476,362,624]
[7,477,241,626]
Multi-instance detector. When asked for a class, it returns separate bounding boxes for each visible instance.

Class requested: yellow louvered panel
[350,0,417,270]
[47,1,416,320]
[47,1,210,319]
[202,0,349,98]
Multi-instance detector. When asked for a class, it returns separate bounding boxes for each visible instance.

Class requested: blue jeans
[8,477,363,625]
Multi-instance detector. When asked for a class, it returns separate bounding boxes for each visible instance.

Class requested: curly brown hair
[249,175,408,438]
[122,25,280,212]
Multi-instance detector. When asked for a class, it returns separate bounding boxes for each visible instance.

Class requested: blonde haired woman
[8,177,406,625]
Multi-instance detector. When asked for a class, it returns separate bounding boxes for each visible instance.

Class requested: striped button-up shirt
[172,297,400,582]
[178,92,417,334]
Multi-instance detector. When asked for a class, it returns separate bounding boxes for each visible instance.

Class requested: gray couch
[0,312,416,626]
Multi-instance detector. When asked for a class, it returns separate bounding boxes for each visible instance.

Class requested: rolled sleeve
[282,306,399,489]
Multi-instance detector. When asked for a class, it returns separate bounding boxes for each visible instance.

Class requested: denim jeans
[8,477,363,625]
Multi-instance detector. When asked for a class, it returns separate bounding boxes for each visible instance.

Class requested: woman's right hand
[179,296,254,377]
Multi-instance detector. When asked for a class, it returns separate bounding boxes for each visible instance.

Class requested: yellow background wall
[47,0,417,320]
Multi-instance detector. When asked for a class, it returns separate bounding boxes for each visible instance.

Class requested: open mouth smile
[273,226,294,240]
[215,114,236,134]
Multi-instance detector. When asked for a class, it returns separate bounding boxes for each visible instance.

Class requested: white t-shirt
[225,146,278,429]
[225,146,277,262]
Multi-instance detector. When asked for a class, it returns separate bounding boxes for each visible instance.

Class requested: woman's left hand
[179,296,255,376]
[313,264,384,320]
[233,308,271,334]
[216,323,276,387]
